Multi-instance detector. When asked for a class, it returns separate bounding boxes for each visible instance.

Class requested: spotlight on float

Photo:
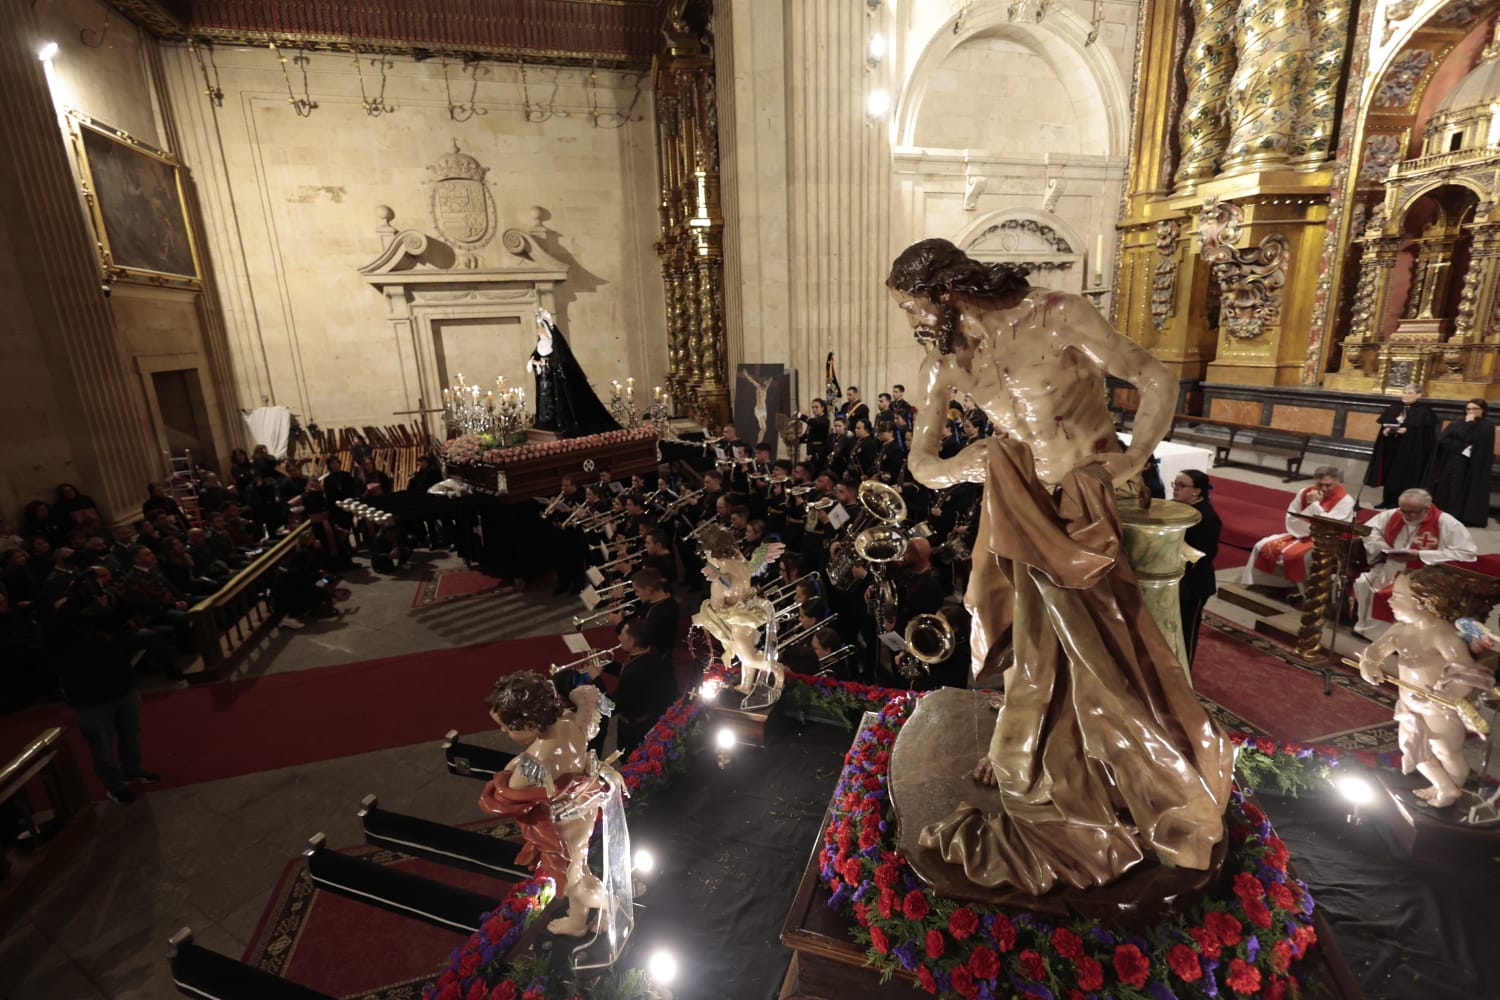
[1333,769,1376,825]
[648,949,678,999]
[632,846,655,898]
[37,41,59,61]
[715,727,736,769]
[700,678,722,704]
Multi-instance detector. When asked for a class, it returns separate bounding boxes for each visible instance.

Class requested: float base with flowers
[428,667,1365,1000]
[441,427,659,499]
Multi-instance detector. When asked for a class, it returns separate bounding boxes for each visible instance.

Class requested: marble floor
[1,458,1494,999]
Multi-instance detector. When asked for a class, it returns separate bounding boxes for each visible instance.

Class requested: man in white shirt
[1353,488,1477,639]
[1241,466,1356,596]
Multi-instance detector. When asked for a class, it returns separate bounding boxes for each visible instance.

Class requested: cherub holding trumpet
[1358,573,1498,808]
[691,523,785,709]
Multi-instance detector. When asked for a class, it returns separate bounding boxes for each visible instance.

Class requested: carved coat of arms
[428,143,496,251]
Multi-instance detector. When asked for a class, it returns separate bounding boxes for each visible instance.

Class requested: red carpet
[1193,613,1396,749]
[1209,478,1295,564]
[0,626,622,799]
[411,566,510,608]
[243,828,514,999]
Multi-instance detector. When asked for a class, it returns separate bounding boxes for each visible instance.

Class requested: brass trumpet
[572,598,638,629]
[541,489,570,518]
[785,484,817,496]
[661,487,705,515]
[550,644,621,675]
[895,613,957,681]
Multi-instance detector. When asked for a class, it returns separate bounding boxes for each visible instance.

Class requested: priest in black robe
[1363,385,1437,509]
[1430,398,1494,528]
[527,308,620,438]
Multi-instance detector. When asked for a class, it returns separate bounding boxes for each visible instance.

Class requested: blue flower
[1247,935,1260,961]
[893,941,918,971]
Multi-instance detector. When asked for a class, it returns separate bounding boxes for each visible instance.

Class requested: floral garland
[1228,732,1398,797]
[425,876,556,1000]
[441,427,658,467]
[819,697,1321,1000]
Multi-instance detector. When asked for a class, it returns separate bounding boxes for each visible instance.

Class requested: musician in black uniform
[890,384,915,444]
[875,420,905,485]
[842,387,870,428]
[825,418,854,478]
[589,620,678,755]
[639,529,678,587]
[800,399,831,471]
[850,419,879,479]
[613,567,679,656]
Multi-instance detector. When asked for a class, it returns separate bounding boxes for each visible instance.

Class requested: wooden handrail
[188,522,311,616]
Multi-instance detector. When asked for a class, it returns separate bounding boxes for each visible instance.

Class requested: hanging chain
[189,38,224,106]
[586,66,646,129]
[272,42,318,117]
[443,56,488,122]
[519,60,561,122]
[352,47,396,116]
[1085,0,1105,45]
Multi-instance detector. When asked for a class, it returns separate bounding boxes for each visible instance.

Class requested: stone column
[0,5,159,519]
[1174,0,1239,189]
[1289,0,1351,168]
[1221,0,1311,174]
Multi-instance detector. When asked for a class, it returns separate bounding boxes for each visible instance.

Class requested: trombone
[550,644,621,676]
[572,598,638,629]
[815,643,857,676]
[661,487,705,517]
[779,612,839,650]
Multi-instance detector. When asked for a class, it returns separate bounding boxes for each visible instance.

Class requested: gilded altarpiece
[653,2,729,427]
[1119,0,1350,387]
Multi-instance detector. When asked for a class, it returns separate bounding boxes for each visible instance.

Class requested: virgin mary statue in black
[527,309,619,438]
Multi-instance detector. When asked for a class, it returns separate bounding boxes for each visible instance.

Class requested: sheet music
[828,504,851,530]
[562,632,593,653]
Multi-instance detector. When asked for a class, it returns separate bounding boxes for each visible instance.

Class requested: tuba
[894,612,956,682]
[827,481,908,591]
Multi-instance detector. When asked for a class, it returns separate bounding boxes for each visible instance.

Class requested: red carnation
[870,925,890,954]
[949,965,977,998]
[1226,957,1262,995]
[458,952,482,977]
[1076,955,1104,991]
[1066,992,1086,1000]
[487,982,517,1000]
[1052,927,1085,960]
[993,912,1018,951]
[521,990,546,1000]
[1254,737,1277,754]
[1245,898,1274,929]
[925,928,946,959]
[858,827,880,850]
[435,985,462,1000]
[1189,925,1222,959]
[1206,911,1244,947]
[1233,871,1265,901]
[874,863,901,889]
[1265,975,1289,1000]
[902,890,931,920]
[839,857,863,884]
[1264,836,1290,871]
[1113,943,1150,989]
[1291,923,1318,958]
[948,906,980,940]
[917,966,938,995]
[466,982,488,1000]
[1167,943,1202,982]
[1271,939,1293,973]
[1019,950,1047,981]
[1268,881,1297,911]
[481,916,513,939]
[969,945,1001,980]
[877,888,896,918]
[1241,800,1267,824]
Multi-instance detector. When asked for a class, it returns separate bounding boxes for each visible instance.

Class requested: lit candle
[1095,235,1105,276]
[654,386,661,399]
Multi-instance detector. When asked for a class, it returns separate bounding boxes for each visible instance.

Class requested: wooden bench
[1117,408,1313,482]
[186,522,313,678]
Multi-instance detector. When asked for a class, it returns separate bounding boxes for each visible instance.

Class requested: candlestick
[1094,235,1105,278]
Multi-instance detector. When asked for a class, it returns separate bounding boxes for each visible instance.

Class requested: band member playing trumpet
[583,619,678,755]
[610,568,678,656]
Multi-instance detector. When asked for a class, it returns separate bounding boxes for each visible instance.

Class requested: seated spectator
[19,502,56,546]
[273,531,347,626]
[158,537,217,596]
[141,483,186,525]
[1,549,36,610]
[1354,489,1476,639]
[54,483,102,532]
[118,545,193,657]
[370,523,413,574]
[228,447,254,494]
[1241,466,1355,598]
[197,472,233,515]
[358,459,394,497]
[185,528,230,583]
[406,455,443,493]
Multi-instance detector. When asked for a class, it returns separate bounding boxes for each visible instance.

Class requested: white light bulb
[716,728,736,750]
[37,41,58,61]
[1334,774,1374,805]
[868,33,886,64]
[649,949,678,984]
[634,848,655,874]
[865,89,891,118]
[700,678,722,702]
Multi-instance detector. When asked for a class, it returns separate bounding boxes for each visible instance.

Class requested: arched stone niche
[955,209,1088,294]
[359,226,568,437]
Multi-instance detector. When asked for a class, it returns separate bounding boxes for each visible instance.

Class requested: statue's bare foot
[1414,784,1462,808]
[547,905,596,937]
[970,756,997,787]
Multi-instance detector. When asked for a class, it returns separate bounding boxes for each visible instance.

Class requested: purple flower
[1202,959,1219,998]
[893,941,918,971]
[1247,935,1260,960]
[1149,983,1179,1000]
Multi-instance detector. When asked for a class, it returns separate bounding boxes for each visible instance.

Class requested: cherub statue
[691,523,785,709]
[479,671,619,936]
[1358,574,1497,807]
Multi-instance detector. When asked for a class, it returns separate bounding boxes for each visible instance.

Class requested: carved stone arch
[952,208,1087,291]
[1395,177,1490,225]
[893,4,1128,160]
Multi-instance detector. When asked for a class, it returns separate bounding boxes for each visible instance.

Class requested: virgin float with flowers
[440,427,659,497]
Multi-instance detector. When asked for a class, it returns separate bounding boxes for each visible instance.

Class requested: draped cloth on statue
[480,771,603,893]
[531,321,620,438]
[918,436,1233,894]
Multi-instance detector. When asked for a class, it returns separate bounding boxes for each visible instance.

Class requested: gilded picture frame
[66,110,201,288]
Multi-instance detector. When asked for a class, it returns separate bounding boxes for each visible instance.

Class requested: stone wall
[157,46,666,431]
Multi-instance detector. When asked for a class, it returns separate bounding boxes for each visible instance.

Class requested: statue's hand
[1081,451,1138,486]
[1358,657,1383,686]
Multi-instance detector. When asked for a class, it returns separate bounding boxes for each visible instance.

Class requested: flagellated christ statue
[889,239,1233,894]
